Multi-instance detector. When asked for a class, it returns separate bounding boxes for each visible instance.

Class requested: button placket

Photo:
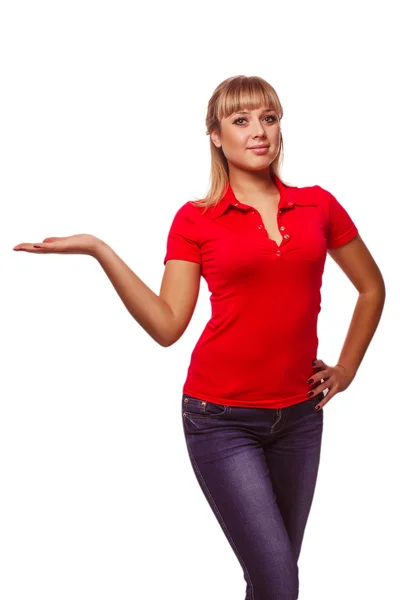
[277,207,291,248]
[238,203,290,254]
[276,208,283,256]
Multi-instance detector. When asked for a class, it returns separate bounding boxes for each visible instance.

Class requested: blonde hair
[193,75,294,213]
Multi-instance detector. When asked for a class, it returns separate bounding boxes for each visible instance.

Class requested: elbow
[360,269,386,298]
[159,311,182,347]
[359,285,386,314]
[160,333,179,347]
[158,330,178,348]
[360,281,386,299]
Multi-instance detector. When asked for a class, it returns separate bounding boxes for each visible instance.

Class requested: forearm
[93,240,174,347]
[336,288,386,378]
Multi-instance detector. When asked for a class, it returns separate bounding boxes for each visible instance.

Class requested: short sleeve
[163,203,202,265]
[316,186,359,249]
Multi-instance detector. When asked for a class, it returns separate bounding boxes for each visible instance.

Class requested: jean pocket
[182,395,230,419]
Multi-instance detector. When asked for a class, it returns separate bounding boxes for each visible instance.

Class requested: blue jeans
[181,391,325,600]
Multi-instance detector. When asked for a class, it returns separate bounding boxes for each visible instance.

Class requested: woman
[13,75,386,599]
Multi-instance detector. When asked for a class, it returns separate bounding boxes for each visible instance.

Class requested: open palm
[13,234,101,256]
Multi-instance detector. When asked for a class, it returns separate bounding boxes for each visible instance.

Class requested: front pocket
[182,395,229,419]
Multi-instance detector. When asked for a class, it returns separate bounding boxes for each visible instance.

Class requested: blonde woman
[13,75,385,600]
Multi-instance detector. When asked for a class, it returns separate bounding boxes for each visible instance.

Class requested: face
[210,106,281,172]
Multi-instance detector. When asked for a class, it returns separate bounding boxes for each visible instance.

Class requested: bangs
[216,77,281,120]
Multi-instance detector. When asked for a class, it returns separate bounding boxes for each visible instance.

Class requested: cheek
[273,131,281,144]
[229,132,249,154]
[222,136,246,160]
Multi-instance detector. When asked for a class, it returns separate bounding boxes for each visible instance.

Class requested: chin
[246,160,272,171]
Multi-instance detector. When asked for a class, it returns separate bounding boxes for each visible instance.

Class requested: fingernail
[308,378,314,384]
[315,405,321,411]
[308,391,314,396]
[312,360,317,366]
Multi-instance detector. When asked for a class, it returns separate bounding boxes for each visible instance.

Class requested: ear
[210,130,222,148]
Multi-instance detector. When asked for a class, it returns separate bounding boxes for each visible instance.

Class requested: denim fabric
[182,391,325,600]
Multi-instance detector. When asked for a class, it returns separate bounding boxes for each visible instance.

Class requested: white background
[1,1,398,598]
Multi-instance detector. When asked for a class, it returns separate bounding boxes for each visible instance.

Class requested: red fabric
[163,175,359,408]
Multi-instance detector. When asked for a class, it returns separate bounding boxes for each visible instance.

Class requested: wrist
[91,237,109,259]
[336,363,357,379]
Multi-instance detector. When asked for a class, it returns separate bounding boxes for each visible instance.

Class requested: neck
[228,166,279,203]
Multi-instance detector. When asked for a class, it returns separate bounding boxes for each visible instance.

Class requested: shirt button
[288,201,293,207]
[278,209,282,214]
[276,250,281,256]
[280,226,285,231]
[234,203,239,206]
[283,234,290,239]
[258,224,263,229]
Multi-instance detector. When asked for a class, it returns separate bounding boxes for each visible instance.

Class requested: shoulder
[166,200,202,237]
[168,200,200,220]
[296,182,331,201]
[174,199,205,214]
[295,183,339,219]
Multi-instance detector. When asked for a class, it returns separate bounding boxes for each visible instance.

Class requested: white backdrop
[1,1,398,598]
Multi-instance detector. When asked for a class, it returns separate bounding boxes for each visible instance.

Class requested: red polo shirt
[163,175,358,409]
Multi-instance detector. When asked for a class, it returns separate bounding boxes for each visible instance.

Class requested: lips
[248,145,269,149]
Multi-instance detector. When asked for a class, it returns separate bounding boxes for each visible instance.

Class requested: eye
[233,115,277,125]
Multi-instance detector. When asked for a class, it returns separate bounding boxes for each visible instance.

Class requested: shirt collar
[208,174,317,219]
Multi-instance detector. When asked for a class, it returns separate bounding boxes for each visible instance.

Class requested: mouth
[248,145,269,149]
[248,145,270,153]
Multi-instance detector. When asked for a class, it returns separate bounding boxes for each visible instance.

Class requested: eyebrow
[234,109,276,115]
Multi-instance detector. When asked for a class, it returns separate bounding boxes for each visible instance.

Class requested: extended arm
[94,241,201,347]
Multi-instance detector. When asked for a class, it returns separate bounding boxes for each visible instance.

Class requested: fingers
[310,358,328,381]
[13,236,64,251]
[309,359,338,407]
[32,243,57,252]
[308,382,329,398]
[308,358,329,398]
[13,241,58,252]
[308,369,328,384]
[13,243,43,252]
[314,394,327,410]
[314,387,335,409]
[309,372,333,397]
[312,358,326,369]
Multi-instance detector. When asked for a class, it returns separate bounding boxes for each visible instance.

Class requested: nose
[250,120,267,139]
